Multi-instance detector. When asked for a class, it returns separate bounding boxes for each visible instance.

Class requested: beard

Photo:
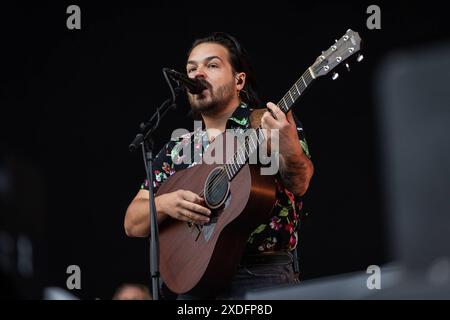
[188,78,235,116]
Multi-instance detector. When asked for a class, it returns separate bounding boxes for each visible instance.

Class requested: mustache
[197,78,212,90]
[188,79,212,97]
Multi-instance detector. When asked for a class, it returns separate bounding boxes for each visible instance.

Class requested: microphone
[164,68,207,94]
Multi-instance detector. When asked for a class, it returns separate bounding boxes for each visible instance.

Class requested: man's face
[186,42,237,115]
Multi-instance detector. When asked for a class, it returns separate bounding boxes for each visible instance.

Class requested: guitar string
[198,70,313,201]
[194,70,313,228]
[201,132,258,199]
[198,70,313,200]
[201,70,313,200]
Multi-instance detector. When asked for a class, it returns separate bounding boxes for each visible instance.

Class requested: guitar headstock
[310,29,362,79]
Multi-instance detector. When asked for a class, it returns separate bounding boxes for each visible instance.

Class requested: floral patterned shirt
[141,102,311,253]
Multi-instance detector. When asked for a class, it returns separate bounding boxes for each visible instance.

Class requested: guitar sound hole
[204,167,230,209]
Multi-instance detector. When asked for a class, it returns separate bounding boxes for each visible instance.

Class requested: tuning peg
[345,63,350,71]
[332,72,339,80]
[357,54,364,62]
[335,39,338,43]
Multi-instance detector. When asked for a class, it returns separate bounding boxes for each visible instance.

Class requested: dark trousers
[177,251,299,300]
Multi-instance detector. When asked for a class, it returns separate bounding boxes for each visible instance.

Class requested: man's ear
[235,72,246,90]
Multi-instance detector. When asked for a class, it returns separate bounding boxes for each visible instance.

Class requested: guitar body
[157,161,275,295]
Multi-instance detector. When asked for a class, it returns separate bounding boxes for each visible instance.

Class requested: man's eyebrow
[187,56,223,65]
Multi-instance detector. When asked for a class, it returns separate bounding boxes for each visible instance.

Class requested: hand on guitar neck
[260,102,302,156]
[125,189,211,237]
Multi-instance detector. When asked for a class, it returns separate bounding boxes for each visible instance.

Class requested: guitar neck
[223,67,315,181]
[276,67,315,114]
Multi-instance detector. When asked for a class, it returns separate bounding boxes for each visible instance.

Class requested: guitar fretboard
[223,68,314,180]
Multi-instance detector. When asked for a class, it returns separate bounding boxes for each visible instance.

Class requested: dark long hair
[187,32,261,108]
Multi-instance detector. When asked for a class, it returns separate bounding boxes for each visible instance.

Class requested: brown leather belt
[240,251,293,266]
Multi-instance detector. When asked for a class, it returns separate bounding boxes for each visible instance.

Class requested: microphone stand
[128,69,183,300]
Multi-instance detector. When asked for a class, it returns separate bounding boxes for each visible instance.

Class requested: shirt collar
[226,102,252,129]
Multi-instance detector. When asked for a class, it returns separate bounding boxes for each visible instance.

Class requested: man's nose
[193,67,207,79]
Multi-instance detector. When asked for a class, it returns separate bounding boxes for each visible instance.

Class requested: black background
[1,1,449,299]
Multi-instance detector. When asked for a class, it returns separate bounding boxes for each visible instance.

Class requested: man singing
[125,32,314,299]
